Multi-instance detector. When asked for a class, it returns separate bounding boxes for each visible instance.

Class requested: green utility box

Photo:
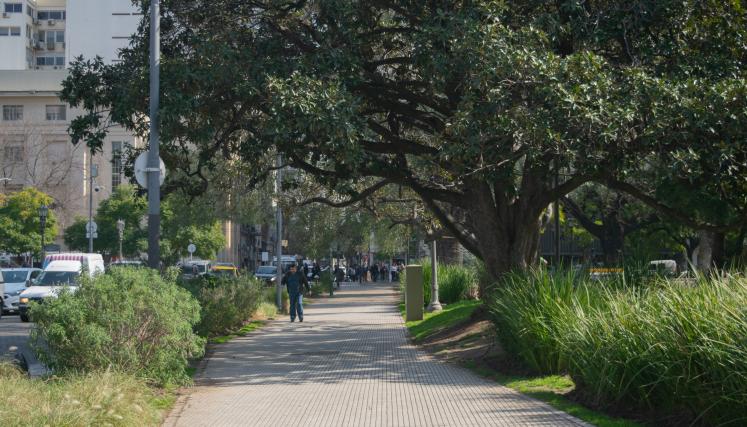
[405,265,424,321]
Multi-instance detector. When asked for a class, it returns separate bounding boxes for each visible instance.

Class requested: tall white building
[0,0,141,252]
[0,1,242,263]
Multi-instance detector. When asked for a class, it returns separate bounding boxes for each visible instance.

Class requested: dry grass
[0,363,169,426]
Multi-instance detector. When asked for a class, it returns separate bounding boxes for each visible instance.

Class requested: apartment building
[0,1,242,263]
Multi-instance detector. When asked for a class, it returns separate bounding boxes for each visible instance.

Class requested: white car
[19,254,105,322]
[1,268,42,314]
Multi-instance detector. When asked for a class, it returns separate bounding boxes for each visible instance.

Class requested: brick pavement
[165,283,588,427]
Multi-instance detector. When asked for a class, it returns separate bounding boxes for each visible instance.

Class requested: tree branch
[299,179,393,208]
[602,178,744,233]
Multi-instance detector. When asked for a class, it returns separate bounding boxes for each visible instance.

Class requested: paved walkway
[165,283,587,427]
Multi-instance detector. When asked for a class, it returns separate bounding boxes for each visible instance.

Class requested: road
[0,314,32,361]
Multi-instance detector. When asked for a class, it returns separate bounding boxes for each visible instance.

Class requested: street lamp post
[427,239,442,312]
[39,205,48,267]
[116,219,125,260]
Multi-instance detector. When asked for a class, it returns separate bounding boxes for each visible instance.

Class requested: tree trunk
[600,215,625,266]
[436,237,462,265]
[694,230,725,272]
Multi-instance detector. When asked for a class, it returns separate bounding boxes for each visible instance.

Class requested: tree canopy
[61,0,747,282]
[0,188,58,257]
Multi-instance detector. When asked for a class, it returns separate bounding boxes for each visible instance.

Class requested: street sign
[86,221,98,233]
[187,243,196,254]
[134,152,166,189]
[86,232,98,239]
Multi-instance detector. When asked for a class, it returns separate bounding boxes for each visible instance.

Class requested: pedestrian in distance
[282,264,309,322]
[335,265,345,288]
[371,264,379,282]
[357,265,364,284]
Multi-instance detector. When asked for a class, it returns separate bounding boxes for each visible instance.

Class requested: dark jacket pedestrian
[282,265,309,322]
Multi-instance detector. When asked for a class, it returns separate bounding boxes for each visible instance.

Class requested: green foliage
[0,188,57,256]
[63,188,225,262]
[30,267,205,386]
[64,185,147,256]
[60,1,747,280]
[0,364,166,427]
[179,275,262,337]
[490,269,590,374]
[160,194,226,265]
[401,260,478,306]
[320,270,334,295]
[490,269,747,425]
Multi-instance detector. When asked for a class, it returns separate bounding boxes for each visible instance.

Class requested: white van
[18,253,105,322]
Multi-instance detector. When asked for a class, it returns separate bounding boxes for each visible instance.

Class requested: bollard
[405,265,424,321]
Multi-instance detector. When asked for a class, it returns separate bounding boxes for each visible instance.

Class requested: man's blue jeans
[289,292,303,321]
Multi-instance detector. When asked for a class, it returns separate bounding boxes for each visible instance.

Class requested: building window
[3,146,23,163]
[4,3,22,13]
[111,141,125,189]
[2,105,22,121]
[41,30,63,47]
[26,5,32,17]
[45,105,66,121]
[0,27,21,36]
[37,10,65,20]
[36,55,64,66]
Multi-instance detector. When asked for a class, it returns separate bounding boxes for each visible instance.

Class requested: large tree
[61,1,747,286]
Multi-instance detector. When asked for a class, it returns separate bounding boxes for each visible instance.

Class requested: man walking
[282,264,309,322]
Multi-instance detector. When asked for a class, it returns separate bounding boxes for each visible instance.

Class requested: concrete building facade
[0,1,241,264]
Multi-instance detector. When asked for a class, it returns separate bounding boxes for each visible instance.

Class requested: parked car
[1,268,42,314]
[19,253,105,322]
[254,265,278,285]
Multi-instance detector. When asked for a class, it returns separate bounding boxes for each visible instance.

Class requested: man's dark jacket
[282,270,309,295]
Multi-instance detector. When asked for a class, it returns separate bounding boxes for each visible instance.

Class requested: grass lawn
[210,320,266,344]
[0,363,174,427]
[399,299,481,342]
[400,301,642,427]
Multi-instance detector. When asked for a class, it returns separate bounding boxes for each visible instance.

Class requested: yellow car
[210,264,239,278]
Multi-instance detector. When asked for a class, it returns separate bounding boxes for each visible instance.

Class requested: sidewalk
[165,283,587,427]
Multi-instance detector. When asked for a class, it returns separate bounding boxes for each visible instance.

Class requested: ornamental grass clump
[31,267,205,386]
[489,268,591,374]
[400,260,479,305]
[562,274,747,424]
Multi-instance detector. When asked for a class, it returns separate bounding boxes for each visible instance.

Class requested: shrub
[0,362,164,427]
[180,275,262,337]
[31,267,205,386]
[320,270,334,295]
[261,285,288,313]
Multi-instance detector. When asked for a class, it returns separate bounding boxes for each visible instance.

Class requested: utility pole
[275,154,283,310]
[88,148,95,253]
[427,239,442,312]
[147,0,161,269]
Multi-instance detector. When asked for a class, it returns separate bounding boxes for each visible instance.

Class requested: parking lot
[0,314,32,361]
